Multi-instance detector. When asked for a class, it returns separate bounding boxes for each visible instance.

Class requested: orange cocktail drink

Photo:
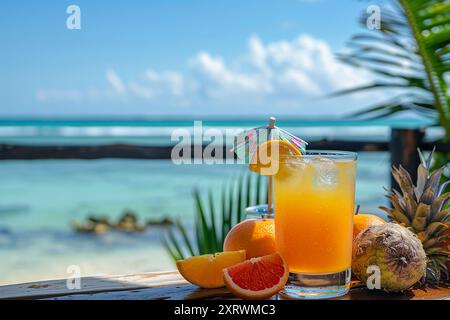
[274,151,357,299]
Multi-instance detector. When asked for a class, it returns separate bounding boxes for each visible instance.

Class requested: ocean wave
[0,124,444,144]
[0,125,390,138]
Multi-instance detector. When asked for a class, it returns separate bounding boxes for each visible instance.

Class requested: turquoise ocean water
[0,118,440,284]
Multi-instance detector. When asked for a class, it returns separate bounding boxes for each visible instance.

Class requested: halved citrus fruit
[223,253,289,299]
[249,140,301,175]
[176,250,246,288]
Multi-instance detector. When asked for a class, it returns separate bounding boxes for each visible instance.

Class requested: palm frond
[334,0,450,139]
[163,173,267,261]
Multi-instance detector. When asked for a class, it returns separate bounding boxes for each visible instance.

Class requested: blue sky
[0,0,389,117]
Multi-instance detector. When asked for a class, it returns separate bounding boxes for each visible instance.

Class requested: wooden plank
[1,271,449,300]
[0,271,186,300]
[44,285,233,300]
[43,282,450,300]
[338,282,450,300]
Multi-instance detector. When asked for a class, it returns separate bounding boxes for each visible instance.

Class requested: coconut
[352,223,427,292]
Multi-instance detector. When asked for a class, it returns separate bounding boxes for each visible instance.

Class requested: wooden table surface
[0,271,448,300]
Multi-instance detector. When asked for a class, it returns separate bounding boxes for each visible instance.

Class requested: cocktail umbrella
[232,117,307,215]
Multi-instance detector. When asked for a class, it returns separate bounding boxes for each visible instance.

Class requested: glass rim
[280,150,358,160]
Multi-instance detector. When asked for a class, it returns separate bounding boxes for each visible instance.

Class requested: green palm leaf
[163,173,266,261]
[334,0,450,139]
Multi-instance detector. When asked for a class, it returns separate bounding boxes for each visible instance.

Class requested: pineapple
[380,149,449,283]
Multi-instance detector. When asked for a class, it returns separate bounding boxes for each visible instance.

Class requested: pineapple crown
[380,148,449,283]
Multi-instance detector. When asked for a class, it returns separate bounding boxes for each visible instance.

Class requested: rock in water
[352,223,427,292]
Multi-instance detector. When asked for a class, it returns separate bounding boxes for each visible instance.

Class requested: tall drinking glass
[274,150,357,299]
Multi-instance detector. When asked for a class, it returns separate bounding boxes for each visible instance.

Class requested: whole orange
[223,218,276,258]
[353,213,385,241]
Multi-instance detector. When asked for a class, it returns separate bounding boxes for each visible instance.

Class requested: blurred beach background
[0,0,446,284]
[0,119,443,284]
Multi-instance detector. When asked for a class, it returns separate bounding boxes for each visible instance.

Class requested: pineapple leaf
[426,247,449,255]
[412,203,430,232]
[425,222,447,238]
[417,148,427,168]
[422,235,449,249]
[434,222,450,237]
[387,192,408,218]
[431,192,450,220]
[422,238,437,249]
[404,192,418,221]
[415,164,428,200]
[392,166,415,197]
[419,186,437,205]
[416,231,428,243]
[425,167,444,194]
[424,147,436,171]
[435,258,449,282]
[426,260,441,283]
[432,209,450,223]
[380,206,410,225]
[438,180,450,197]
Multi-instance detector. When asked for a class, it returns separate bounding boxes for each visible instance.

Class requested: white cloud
[144,69,185,97]
[35,33,373,110]
[189,51,272,99]
[35,89,83,102]
[188,34,371,100]
[106,69,127,95]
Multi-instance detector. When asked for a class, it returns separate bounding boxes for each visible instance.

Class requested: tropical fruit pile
[175,147,448,298]
[380,151,449,283]
[352,150,449,290]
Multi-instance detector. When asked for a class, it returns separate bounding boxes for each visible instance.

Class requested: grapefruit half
[223,253,289,299]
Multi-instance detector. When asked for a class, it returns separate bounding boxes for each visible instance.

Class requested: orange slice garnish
[249,140,301,175]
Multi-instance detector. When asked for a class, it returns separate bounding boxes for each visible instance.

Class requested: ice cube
[312,157,338,187]
[276,158,304,181]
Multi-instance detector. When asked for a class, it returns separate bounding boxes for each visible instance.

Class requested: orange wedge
[223,253,289,299]
[176,250,246,288]
[249,140,301,175]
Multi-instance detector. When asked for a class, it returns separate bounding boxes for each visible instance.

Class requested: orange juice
[274,154,356,274]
